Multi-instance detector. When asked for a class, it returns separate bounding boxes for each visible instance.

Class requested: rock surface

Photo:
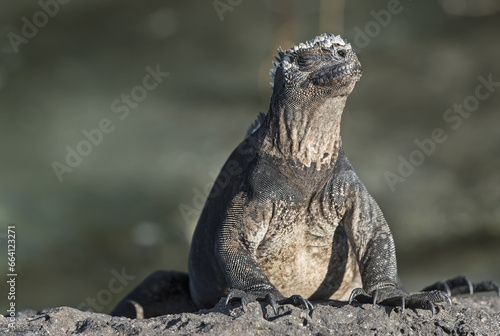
[1,296,499,335]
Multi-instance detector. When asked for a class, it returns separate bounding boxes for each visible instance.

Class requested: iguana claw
[476,281,500,297]
[279,295,314,311]
[225,289,313,315]
[348,286,451,314]
[265,294,278,315]
[226,289,254,313]
[348,287,367,304]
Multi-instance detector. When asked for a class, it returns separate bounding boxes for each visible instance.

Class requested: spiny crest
[269,33,351,88]
[245,111,266,139]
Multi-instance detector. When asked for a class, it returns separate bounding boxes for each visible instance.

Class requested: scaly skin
[111,34,499,319]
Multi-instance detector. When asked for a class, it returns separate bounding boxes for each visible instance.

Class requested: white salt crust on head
[269,33,352,88]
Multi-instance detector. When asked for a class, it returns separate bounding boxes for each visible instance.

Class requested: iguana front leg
[215,192,313,313]
[341,178,499,312]
[339,177,451,312]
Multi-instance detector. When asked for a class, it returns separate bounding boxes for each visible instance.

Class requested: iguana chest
[254,198,359,300]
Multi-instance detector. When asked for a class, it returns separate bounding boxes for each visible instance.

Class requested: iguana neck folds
[262,96,346,169]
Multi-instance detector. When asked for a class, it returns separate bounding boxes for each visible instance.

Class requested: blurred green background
[0,0,499,313]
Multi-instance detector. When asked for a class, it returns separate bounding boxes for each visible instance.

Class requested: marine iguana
[111,34,499,318]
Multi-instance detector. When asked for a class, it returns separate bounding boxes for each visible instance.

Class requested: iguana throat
[263,95,346,168]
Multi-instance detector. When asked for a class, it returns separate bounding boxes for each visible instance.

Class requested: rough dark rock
[2,296,498,335]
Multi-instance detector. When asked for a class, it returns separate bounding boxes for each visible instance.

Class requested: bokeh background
[0,0,499,313]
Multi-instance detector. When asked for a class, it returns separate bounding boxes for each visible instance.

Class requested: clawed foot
[349,276,499,314]
[422,275,499,297]
[225,288,313,315]
[348,286,451,314]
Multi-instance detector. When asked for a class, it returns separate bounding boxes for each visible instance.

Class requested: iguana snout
[270,33,361,96]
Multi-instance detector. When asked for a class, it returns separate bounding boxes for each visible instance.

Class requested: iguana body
[111,34,498,318]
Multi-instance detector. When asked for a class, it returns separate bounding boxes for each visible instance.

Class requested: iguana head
[249,34,362,167]
[269,34,362,100]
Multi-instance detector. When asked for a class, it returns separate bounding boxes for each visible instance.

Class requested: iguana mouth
[310,62,362,86]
